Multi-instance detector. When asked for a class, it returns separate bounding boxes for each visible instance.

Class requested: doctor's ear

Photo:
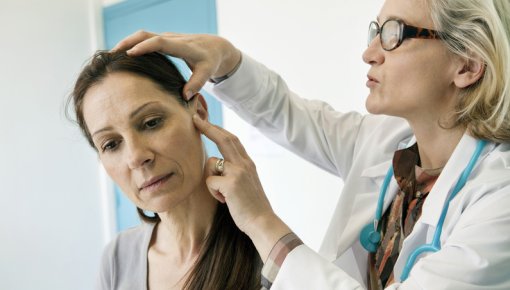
[188,93,209,121]
[453,54,485,88]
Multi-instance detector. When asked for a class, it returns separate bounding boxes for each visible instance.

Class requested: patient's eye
[143,117,163,130]
[101,139,120,152]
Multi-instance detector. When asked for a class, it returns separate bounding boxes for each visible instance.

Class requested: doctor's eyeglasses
[368,19,440,51]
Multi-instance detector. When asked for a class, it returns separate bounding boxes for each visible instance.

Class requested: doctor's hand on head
[113,31,241,100]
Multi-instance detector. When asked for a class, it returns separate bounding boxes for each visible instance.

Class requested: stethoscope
[359,139,487,282]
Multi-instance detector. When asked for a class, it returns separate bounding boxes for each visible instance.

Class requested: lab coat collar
[364,134,492,227]
[360,136,416,179]
[359,133,492,228]
[320,158,395,261]
[359,136,417,217]
[419,134,488,226]
[322,136,417,260]
[502,145,510,168]
[359,160,397,217]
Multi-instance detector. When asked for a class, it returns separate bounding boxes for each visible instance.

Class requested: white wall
[216,0,383,250]
[0,0,105,289]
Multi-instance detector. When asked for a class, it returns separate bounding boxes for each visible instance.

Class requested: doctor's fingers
[114,32,239,100]
[193,115,251,162]
[131,33,241,100]
[112,30,161,52]
[205,174,226,203]
[112,30,187,53]
[205,157,270,208]
[205,162,273,231]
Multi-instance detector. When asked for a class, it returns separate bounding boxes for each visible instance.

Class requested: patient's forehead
[82,72,184,131]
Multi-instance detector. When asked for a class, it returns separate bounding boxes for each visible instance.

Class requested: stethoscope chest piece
[360,223,381,253]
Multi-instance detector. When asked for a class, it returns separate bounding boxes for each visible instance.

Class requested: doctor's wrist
[261,232,303,289]
[244,213,292,262]
[209,49,242,84]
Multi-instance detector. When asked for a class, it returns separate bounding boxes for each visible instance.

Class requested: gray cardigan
[96,222,156,290]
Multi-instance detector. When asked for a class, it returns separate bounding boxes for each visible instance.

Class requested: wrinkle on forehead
[82,73,139,136]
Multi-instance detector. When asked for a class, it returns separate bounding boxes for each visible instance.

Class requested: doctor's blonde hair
[428,0,510,143]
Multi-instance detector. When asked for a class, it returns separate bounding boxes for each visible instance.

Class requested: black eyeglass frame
[368,18,440,51]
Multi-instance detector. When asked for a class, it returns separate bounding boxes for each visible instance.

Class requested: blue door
[103,0,222,231]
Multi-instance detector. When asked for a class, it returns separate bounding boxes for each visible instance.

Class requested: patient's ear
[453,54,485,88]
[190,93,208,120]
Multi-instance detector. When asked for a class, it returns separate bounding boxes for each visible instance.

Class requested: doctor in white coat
[114,0,510,288]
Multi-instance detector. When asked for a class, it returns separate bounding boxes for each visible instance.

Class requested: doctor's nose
[125,138,154,169]
[362,35,384,65]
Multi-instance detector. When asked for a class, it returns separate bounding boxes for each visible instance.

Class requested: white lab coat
[209,53,510,289]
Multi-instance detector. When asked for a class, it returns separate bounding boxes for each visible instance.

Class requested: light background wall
[0,0,382,289]
[0,0,104,289]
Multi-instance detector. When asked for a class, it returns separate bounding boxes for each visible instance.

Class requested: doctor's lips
[366,74,380,87]
[139,173,174,192]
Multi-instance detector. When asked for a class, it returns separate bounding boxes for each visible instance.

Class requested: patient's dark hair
[69,51,261,289]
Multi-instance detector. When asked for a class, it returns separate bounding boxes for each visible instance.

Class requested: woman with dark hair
[69,51,261,290]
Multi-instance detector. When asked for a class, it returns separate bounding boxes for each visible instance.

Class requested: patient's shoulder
[98,222,156,288]
[107,222,155,256]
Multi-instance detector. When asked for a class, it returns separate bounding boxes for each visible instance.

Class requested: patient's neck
[152,183,218,263]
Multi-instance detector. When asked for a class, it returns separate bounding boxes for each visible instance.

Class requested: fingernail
[185,90,194,100]
[126,48,135,55]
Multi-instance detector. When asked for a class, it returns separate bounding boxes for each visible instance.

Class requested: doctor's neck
[409,120,466,171]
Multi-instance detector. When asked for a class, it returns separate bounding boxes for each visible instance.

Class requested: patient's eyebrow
[129,101,161,119]
[91,126,113,139]
[91,101,163,138]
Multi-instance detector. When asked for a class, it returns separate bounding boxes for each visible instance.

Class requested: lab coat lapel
[419,134,478,227]
[394,134,489,280]
[319,137,415,261]
[319,159,399,261]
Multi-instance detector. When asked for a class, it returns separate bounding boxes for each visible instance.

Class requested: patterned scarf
[367,143,441,289]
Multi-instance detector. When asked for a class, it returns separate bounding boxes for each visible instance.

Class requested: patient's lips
[140,173,173,193]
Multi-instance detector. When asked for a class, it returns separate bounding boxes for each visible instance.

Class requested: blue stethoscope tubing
[359,139,487,282]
